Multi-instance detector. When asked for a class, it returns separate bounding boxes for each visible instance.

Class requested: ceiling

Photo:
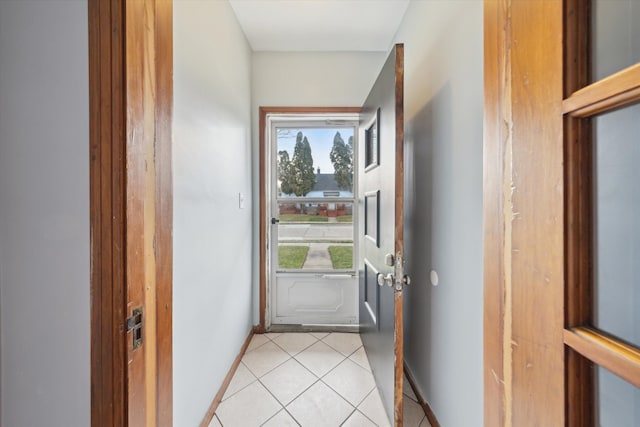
[228,0,411,52]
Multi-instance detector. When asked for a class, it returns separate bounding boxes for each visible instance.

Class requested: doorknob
[377,273,394,287]
[271,217,279,225]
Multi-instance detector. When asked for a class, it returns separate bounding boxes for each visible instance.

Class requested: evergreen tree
[277,150,294,195]
[290,132,316,196]
[330,132,353,191]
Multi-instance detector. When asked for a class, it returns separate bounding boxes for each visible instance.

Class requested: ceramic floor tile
[260,358,318,406]
[294,340,346,378]
[323,359,376,406]
[222,362,257,400]
[208,414,222,427]
[215,381,282,427]
[322,332,363,356]
[247,334,271,352]
[358,389,391,427]
[265,332,282,340]
[272,333,318,356]
[310,331,329,340]
[403,374,418,402]
[286,381,354,427]
[342,410,377,427]
[404,396,426,427]
[242,340,291,378]
[261,409,299,427]
[348,346,372,372]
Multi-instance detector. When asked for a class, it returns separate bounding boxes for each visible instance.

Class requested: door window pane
[276,127,354,198]
[593,104,640,347]
[277,202,354,270]
[592,0,640,82]
[595,365,640,426]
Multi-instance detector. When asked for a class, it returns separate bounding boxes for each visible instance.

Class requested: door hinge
[126,307,143,350]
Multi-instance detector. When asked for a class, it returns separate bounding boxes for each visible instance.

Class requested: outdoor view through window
[276,127,354,270]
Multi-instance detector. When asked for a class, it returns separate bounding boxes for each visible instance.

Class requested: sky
[277,127,354,174]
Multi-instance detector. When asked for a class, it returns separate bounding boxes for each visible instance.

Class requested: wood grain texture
[258,106,361,331]
[153,0,174,425]
[90,1,173,425]
[484,1,565,425]
[563,1,594,425]
[89,1,127,425]
[393,44,404,427]
[199,330,255,427]
[565,328,640,388]
[563,63,640,117]
[483,2,508,425]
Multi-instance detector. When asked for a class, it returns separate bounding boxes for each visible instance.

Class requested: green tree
[290,132,316,196]
[277,150,294,195]
[330,132,353,191]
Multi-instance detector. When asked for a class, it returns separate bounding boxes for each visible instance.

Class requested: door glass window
[274,126,355,272]
[276,127,354,198]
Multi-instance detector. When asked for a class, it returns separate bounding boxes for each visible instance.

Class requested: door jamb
[258,107,361,331]
[89,1,173,425]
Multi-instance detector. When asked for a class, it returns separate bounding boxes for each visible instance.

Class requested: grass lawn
[278,246,309,269]
[328,246,353,269]
[336,215,352,223]
[279,214,328,223]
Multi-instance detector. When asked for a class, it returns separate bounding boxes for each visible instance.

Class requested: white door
[268,117,359,325]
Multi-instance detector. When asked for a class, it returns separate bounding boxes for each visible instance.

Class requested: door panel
[359,44,404,425]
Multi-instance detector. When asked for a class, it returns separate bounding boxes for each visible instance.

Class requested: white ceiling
[228,0,411,52]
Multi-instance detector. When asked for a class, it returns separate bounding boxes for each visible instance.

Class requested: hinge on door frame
[126,307,143,350]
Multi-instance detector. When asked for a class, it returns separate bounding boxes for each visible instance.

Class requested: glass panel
[593,104,640,347]
[595,365,640,426]
[276,127,354,198]
[592,0,640,82]
[277,202,354,270]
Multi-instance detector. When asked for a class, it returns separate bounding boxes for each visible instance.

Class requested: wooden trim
[483,2,508,425]
[199,329,255,427]
[563,1,594,425]
[90,1,173,425]
[154,0,174,425]
[484,1,565,426]
[403,363,441,427]
[393,43,405,427]
[258,106,361,331]
[89,1,127,425]
[564,328,640,388]
[563,63,640,117]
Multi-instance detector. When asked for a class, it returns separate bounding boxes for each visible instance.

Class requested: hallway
[210,333,431,426]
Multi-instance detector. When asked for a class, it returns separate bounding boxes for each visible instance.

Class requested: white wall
[173,1,254,425]
[250,51,386,322]
[393,2,484,425]
[0,2,90,426]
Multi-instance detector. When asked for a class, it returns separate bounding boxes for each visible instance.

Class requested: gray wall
[393,1,484,425]
[250,51,386,323]
[173,1,254,425]
[0,1,90,426]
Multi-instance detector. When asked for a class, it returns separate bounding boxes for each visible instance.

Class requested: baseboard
[199,328,255,427]
[403,362,441,427]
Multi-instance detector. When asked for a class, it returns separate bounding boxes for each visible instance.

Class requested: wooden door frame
[257,107,361,331]
[89,0,173,425]
[483,1,565,425]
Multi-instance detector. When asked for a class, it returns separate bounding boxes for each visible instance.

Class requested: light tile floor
[211,332,432,427]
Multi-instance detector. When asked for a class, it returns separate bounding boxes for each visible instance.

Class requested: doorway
[265,113,359,326]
